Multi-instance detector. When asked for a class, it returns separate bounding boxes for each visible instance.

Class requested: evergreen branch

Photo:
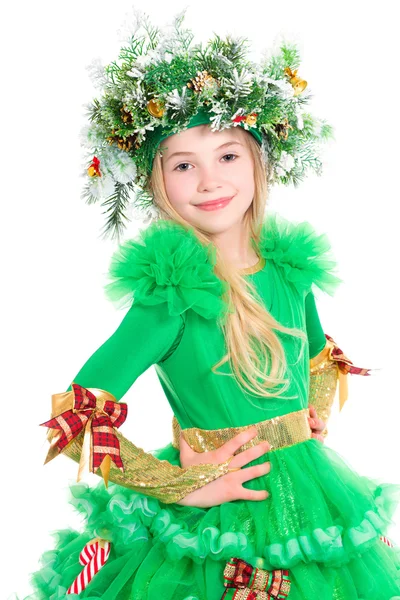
[172,8,194,51]
[320,121,335,141]
[141,13,160,51]
[87,98,102,124]
[81,182,99,206]
[99,181,133,241]
[280,42,301,70]
[118,39,146,63]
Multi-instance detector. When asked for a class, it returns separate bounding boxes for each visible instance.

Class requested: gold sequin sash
[172,408,312,454]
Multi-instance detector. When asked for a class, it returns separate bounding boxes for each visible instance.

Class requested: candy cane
[380,535,394,548]
[67,538,111,595]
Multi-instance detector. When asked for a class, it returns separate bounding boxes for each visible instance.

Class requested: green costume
[24,212,400,599]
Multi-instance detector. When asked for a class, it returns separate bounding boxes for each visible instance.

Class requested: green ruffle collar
[104,219,229,321]
[103,212,342,319]
[258,212,343,297]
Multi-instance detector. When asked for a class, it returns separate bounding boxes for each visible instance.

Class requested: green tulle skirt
[19,438,400,599]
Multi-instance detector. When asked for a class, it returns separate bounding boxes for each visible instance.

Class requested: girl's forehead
[163,124,247,152]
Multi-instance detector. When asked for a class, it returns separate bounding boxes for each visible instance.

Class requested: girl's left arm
[305,291,341,438]
[305,289,372,438]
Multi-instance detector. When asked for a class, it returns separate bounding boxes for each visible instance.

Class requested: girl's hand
[308,405,326,442]
[176,426,271,508]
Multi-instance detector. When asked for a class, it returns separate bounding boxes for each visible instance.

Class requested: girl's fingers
[228,440,271,469]
[218,426,269,462]
[308,406,326,433]
[312,417,326,433]
[237,462,271,483]
[239,487,269,501]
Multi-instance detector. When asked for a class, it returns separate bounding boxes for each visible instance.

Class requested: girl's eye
[174,153,238,172]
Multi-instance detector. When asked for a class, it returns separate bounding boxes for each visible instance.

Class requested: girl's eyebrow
[165,141,243,163]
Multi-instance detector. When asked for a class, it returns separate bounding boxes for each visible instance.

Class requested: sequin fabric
[309,345,339,437]
[172,408,312,454]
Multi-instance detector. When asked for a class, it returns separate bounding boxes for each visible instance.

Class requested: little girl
[18,10,400,600]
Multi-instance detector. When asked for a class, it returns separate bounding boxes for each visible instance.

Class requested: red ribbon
[221,557,291,599]
[89,155,101,176]
[232,113,258,123]
[325,334,372,376]
[41,383,127,477]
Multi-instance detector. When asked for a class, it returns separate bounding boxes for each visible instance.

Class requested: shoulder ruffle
[258,212,343,296]
[103,219,229,320]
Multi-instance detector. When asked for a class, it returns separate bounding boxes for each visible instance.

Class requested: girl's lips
[195,197,233,211]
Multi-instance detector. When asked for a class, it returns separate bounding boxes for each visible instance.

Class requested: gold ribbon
[44,386,122,486]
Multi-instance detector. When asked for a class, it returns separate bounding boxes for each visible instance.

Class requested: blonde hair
[147,125,307,401]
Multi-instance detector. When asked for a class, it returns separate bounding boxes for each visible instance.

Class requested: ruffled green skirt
[19,439,400,599]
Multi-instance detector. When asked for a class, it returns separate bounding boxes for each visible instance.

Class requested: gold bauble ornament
[147,98,164,118]
[87,166,97,177]
[284,67,307,96]
[245,114,257,126]
[87,156,101,177]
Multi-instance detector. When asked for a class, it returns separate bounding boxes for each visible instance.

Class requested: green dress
[22,212,400,600]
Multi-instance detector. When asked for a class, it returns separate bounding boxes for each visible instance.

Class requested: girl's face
[161,124,255,235]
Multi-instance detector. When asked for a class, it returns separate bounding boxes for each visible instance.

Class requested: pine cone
[120,105,133,124]
[187,70,216,93]
[107,130,139,152]
[274,118,293,141]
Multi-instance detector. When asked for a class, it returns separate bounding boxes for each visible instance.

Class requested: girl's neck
[210,222,259,269]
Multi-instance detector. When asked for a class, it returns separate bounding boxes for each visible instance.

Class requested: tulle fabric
[103,219,229,321]
[258,212,343,296]
[20,439,400,599]
[102,211,343,322]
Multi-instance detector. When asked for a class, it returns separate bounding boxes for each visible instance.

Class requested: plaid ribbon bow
[221,557,291,599]
[40,382,127,486]
[326,334,372,377]
[325,334,374,411]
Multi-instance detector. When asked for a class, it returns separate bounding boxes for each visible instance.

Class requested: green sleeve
[58,302,234,504]
[66,302,184,397]
[305,291,327,359]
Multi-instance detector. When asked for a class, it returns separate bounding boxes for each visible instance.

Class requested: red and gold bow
[221,557,291,599]
[232,112,258,127]
[87,156,101,177]
[324,334,373,411]
[40,382,127,486]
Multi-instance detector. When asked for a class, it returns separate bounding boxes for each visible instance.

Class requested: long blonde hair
[147,126,307,400]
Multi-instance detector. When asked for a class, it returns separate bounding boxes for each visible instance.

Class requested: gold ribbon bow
[41,383,127,486]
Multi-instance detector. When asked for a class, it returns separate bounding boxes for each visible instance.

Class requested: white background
[2,1,400,597]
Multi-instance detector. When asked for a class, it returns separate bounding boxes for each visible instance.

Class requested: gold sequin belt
[172,407,312,454]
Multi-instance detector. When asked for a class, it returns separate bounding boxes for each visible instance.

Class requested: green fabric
[143,106,263,175]
[305,291,327,359]
[21,212,400,599]
[65,302,184,399]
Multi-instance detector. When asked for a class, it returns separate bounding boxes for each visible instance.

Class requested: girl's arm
[305,291,340,437]
[43,301,234,504]
[305,289,371,438]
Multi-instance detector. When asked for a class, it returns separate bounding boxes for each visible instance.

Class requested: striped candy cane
[67,537,111,595]
[380,535,394,548]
